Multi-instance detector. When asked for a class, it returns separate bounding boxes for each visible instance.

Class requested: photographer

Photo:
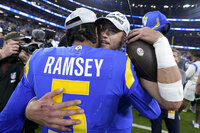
[0,31,31,112]
[0,31,39,133]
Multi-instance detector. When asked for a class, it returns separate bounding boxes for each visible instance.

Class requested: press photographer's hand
[18,49,30,64]
[0,40,19,58]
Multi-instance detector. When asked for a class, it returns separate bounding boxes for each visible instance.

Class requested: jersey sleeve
[0,51,37,132]
[186,63,197,79]
[123,56,161,119]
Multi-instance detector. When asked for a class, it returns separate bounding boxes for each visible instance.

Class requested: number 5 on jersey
[50,79,90,133]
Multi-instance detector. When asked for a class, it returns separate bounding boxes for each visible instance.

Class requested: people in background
[193,72,200,129]
[178,54,200,118]
[0,32,30,111]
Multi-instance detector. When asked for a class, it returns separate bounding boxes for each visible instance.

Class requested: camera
[18,43,39,54]
[41,28,56,41]
[32,28,56,48]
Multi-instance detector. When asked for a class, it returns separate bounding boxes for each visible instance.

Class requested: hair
[172,48,181,57]
[65,22,97,46]
[118,32,126,50]
[58,33,67,47]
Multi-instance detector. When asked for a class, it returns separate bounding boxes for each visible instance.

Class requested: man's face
[6,39,30,62]
[173,51,180,63]
[99,20,124,50]
[5,39,21,52]
[186,52,193,61]
[6,39,21,45]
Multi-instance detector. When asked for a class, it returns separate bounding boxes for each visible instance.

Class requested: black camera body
[42,28,56,41]
[18,43,39,54]
[32,28,56,48]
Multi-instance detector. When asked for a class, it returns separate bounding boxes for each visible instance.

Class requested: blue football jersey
[0,45,160,133]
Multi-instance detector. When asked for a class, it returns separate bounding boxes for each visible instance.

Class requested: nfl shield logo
[10,72,16,83]
[11,72,16,80]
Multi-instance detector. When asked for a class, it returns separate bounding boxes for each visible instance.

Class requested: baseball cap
[142,11,171,34]
[65,7,97,30]
[96,11,130,35]
[4,31,28,41]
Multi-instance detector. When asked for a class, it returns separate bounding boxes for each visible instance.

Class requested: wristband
[158,80,183,102]
[153,37,176,69]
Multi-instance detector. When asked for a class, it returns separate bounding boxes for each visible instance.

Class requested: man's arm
[139,78,182,110]
[185,64,196,79]
[126,27,183,110]
[25,88,84,131]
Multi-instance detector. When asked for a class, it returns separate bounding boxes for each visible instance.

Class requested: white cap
[65,8,97,30]
[96,11,130,35]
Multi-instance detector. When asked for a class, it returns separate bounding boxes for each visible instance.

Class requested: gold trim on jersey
[125,57,135,89]
[25,56,32,82]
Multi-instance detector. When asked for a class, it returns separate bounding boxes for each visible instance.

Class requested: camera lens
[27,44,39,54]
[19,43,39,54]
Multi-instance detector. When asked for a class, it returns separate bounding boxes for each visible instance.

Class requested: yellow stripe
[152,18,160,29]
[48,130,56,133]
[25,56,32,82]
[125,57,135,89]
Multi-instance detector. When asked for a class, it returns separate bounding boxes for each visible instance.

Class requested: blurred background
[0,0,200,55]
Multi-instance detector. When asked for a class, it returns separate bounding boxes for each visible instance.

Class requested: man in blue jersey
[24,9,183,132]
[95,11,183,133]
[1,8,183,132]
[0,7,162,133]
